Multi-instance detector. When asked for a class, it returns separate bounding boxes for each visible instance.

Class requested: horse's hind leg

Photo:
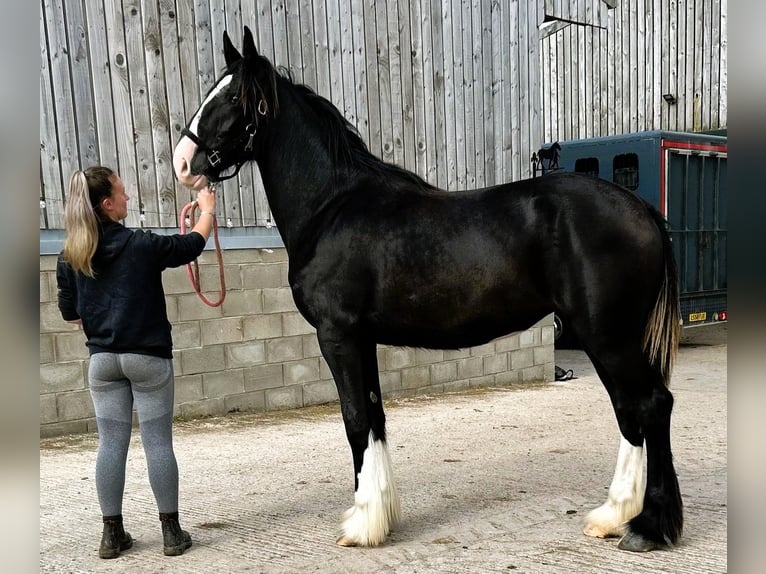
[583,345,682,552]
[317,328,400,547]
[583,434,645,540]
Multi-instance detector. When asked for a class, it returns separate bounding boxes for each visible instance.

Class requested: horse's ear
[223,30,242,67]
[242,26,258,60]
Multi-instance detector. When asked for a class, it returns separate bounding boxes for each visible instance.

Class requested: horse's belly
[367,294,539,349]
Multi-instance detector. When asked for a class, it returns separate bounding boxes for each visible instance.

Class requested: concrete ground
[40,329,726,573]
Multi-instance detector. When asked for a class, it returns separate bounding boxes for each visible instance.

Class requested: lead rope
[180,191,226,307]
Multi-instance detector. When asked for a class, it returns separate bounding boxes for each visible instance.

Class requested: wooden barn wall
[540,0,727,143]
[40,0,546,231]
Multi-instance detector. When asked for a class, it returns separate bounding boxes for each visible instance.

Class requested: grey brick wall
[39,249,555,438]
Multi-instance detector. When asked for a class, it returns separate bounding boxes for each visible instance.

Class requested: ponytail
[62,166,115,277]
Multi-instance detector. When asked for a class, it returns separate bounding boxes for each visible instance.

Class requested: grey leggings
[88,353,179,516]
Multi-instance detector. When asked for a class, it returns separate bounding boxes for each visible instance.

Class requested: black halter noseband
[181,122,257,182]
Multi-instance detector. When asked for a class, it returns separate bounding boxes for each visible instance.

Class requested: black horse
[173,27,682,553]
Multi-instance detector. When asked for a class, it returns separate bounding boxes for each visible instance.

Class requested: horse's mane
[255,62,438,193]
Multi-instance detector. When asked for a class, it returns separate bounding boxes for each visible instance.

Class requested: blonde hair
[62,166,115,277]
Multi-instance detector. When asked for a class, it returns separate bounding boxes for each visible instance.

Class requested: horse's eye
[231,96,239,104]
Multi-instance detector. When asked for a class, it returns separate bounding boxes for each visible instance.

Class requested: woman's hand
[195,186,217,214]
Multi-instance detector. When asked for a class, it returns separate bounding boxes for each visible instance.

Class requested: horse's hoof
[618,531,661,552]
[336,535,357,547]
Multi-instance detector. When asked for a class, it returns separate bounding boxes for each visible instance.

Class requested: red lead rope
[180,200,226,307]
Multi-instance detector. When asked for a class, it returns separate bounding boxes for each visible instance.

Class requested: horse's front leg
[317,328,400,547]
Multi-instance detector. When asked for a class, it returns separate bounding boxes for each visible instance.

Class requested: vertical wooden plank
[103,0,141,227]
[665,0,676,130]
[525,0,541,178]
[660,0,677,130]
[505,0,517,181]
[409,0,428,179]
[587,25,597,138]
[636,0,645,131]
[693,0,704,131]
[421,0,439,186]
[285,0,304,81]
[449,0,466,189]
[557,25,566,140]
[718,0,726,126]
[676,0,686,131]
[461,0,476,189]
[194,0,216,93]
[563,25,572,141]
[628,0,638,132]
[40,4,65,229]
[700,0,711,131]
[575,17,585,138]
[205,1,236,226]
[44,0,80,194]
[271,0,289,67]
[599,27,608,136]
[123,0,158,227]
[709,0,721,128]
[339,0,357,127]
[644,0,653,130]
[540,33,548,143]
[176,0,200,118]
[470,0,484,188]
[169,0,198,222]
[386,0,404,167]
[253,0,277,226]
[158,0,196,225]
[375,0,395,165]
[441,0,456,188]
[226,2,256,228]
[620,3,633,134]
[311,0,330,97]
[508,2,530,181]
[67,0,99,168]
[141,0,177,227]
[363,0,382,158]
[430,0,447,188]
[398,0,416,172]
[325,0,344,114]
[352,0,370,147]
[541,34,551,143]
[480,0,494,186]
[491,0,504,184]
[607,4,616,134]
[300,0,317,89]
[652,0,662,129]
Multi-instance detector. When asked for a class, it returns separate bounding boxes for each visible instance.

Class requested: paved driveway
[40,341,726,573]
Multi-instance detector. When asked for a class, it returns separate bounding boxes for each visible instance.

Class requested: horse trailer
[538,130,727,345]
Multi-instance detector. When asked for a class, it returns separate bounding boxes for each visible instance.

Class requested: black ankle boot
[99,514,133,559]
[159,512,193,556]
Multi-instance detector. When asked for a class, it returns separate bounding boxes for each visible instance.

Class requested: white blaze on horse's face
[173,74,234,190]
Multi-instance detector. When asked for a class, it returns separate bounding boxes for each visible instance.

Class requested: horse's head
[173,26,277,189]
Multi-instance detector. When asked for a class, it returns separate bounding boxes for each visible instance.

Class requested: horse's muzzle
[173,135,208,190]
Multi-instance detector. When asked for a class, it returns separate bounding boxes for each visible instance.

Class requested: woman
[56,166,217,559]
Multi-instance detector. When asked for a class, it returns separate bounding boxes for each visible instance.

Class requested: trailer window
[613,153,639,190]
[575,157,599,177]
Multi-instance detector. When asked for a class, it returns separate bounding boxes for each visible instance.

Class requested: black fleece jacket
[56,221,206,358]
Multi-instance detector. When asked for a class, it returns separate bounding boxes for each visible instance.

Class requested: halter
[181,99,268,182]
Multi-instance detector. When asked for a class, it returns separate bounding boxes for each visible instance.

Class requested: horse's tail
[642,204,681,385]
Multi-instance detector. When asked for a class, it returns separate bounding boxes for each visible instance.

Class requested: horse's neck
[257,96,341,253]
